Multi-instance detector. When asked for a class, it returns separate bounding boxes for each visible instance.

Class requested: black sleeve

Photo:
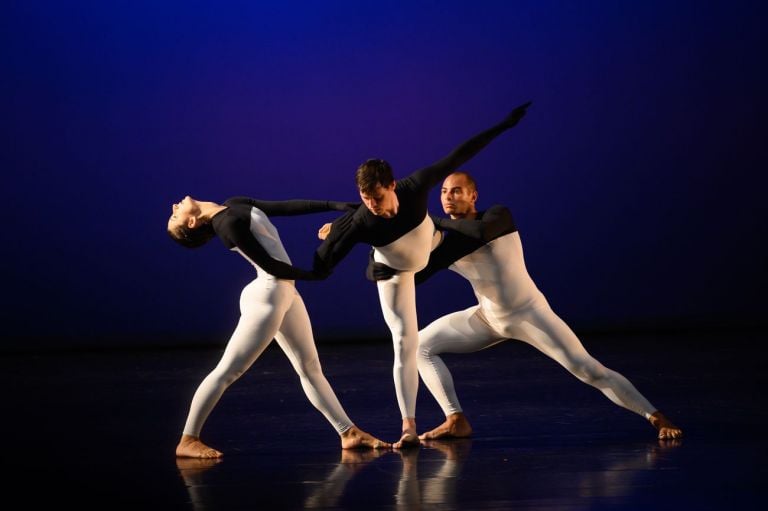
[365,247,398,282]
[233,197,359,216]
[405,116,521,190]
[432,206,516,243]
[365,247,377,281]
[414,260,445,285]
[311,209,362,275]
[226,219,324,280]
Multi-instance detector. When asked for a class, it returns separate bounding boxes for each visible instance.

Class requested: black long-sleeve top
[415,205,518,284]
[307,116,520,277]
[210,197,354,280]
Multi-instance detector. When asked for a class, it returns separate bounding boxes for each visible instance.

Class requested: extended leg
[176,279,292,457]
[510,303,682,439]
[274,289,389,449]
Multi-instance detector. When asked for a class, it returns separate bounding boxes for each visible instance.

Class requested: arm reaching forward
[432,206,517,242]
[235,197,359,216]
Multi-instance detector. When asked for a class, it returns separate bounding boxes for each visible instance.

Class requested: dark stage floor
[3,330,765,510]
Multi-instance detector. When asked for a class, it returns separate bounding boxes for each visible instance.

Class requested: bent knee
[417,338,438,358]
[416,347,433,367]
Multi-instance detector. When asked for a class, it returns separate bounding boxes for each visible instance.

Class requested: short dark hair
[356,159,394,194]
[451,171,477,193]
[168,222,215,249]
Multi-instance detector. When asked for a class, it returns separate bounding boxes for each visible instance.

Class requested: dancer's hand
[503,101,532,127]
[318,222,332,240]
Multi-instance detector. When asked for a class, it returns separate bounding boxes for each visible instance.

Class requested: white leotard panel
[373,215,440,272]
[232,207,292,276]
[450,232,546,328]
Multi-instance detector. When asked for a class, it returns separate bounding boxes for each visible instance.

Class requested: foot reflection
[575,440,683,500]
[176,457,223,509]
[175,438,680,509]
[303,438,473,509]
[401,439,473,508]
[304,449,388,508]
[393,448,420,509]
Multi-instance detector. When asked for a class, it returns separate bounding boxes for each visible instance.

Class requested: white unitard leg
[273,288,353,434]
[376,271,419,419]
[506,303,657,418]
[418,306,504,416]
[182,277,291,437]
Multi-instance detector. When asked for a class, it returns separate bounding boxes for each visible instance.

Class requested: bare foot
[419,412,473,440]
[393,431,421,449]
[176,434,224,458]
[394,418,420,449]
[649,411,683,440]
[341,426,391,449]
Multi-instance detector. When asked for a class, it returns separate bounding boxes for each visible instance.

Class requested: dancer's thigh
[420,306,503,355]
[216,279,293,373]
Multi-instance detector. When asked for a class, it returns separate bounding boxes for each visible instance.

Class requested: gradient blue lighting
[2,1,765,348]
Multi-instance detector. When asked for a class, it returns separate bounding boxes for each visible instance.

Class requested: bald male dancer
[309,102,531,447]
[368,171,683,440]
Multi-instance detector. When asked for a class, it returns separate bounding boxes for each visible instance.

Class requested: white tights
[376,271,420,419]
[418,303,656,419]
[182,277,353,437]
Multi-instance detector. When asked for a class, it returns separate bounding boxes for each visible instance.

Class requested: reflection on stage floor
[2,330,764,509]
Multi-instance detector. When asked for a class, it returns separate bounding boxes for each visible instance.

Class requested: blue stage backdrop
[3,1,766,349]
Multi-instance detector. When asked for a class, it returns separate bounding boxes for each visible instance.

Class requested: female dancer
[168,195,389,457]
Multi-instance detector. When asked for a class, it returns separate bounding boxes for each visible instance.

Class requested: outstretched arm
[431,206,517,243]
[227,221,327,280]
[318,220,393,282]
[411,207,517,285]
[368,205,516,284]
[236,197,360,216]
[407,101,532,189]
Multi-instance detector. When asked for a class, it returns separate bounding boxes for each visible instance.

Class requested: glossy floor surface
[3,330,765,509]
